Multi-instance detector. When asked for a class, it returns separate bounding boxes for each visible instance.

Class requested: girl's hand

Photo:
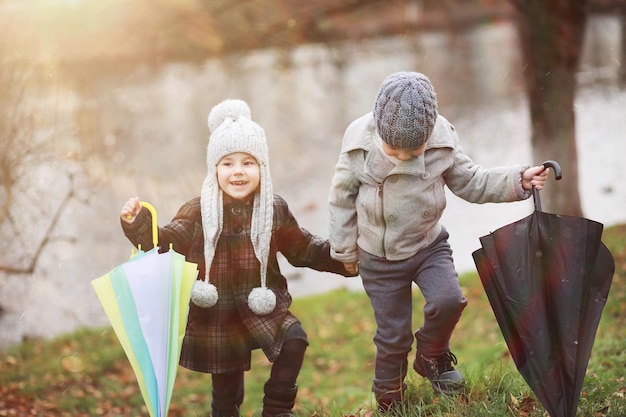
[343,261,359,275]
[522,166,549,191]
[121,197,142,224]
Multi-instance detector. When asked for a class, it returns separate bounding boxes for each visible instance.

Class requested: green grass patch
[1,225,625,416]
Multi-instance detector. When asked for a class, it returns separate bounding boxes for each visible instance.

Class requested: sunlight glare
[36,0,91,7]
[61,0,88,7]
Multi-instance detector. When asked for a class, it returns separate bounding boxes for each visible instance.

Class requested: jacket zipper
[378,183,386,254]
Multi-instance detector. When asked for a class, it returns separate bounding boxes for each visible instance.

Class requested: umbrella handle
[532,160,563,212]
[140,201,159,248]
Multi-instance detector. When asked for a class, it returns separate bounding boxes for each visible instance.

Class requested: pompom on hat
[373,71,438,150]
[191,99,275,315]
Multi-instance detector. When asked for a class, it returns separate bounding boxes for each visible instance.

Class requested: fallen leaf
[61,356,84,373]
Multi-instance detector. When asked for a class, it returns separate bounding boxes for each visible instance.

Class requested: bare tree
[619,6,626,87]
[0,19,80,275]
[510,0,588,216]
[0,56,34,226]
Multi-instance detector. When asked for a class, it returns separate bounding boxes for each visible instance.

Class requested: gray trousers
[359,227,468,398]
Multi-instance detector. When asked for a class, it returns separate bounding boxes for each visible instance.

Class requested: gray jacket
[329,112,530,262]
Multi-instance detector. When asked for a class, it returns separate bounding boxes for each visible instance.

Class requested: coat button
[388,176,399,183]
[387,247,395,253]
[422,211,429,217]
[388,214,396,221]
[231,207,242,215]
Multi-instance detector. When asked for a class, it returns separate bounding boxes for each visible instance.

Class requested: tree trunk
[510,0,587,216]
[621,6,626,86]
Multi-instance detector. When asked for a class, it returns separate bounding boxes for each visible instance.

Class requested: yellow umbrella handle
[139,201,159,248]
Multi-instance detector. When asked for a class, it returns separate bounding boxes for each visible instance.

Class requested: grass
[1,224,625,417]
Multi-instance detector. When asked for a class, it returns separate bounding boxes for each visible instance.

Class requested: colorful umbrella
[92,202,198,417]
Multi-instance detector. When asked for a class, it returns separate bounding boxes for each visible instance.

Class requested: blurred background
[0,0,624,346]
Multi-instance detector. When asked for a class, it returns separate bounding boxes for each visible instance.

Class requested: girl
[121,99,353,417]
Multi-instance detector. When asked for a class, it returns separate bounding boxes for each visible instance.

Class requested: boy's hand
[121,197,142,224]
[522,166,550,191]
[343,261,359,275]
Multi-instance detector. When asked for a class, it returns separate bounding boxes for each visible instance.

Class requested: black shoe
[413,351,465,396]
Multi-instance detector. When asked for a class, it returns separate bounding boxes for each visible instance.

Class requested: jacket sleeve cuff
[515,165,532,200]
[120,208,155,249]
[331,247,358,263]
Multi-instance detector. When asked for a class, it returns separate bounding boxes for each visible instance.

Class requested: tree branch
[0,174,77,274]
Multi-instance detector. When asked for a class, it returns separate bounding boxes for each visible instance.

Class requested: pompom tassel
[248,287,276,315]
[191,280,219,308]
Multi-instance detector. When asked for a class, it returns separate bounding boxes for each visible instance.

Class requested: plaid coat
[122,194,351,374]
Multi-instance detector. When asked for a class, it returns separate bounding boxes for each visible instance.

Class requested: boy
[328,72,549,410]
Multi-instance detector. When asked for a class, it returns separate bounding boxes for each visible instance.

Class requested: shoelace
[426,351,458,374]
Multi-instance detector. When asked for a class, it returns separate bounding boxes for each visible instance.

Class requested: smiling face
[381,140,427,161]
[216,152,261,200]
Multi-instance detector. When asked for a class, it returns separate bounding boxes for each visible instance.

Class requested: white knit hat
[190,99,276,315]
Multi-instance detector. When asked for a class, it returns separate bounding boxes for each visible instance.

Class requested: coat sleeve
[441,127,531,203]
[120,207,155,250]
[274,195,356,277]
[121,197,200,256]
[328,150,360,263]
[328,116,372,263]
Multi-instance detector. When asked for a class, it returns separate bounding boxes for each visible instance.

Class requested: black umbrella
[472,160,615,417]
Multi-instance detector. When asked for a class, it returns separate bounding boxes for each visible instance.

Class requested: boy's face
[216,152,261,200]
[381,141,427,161]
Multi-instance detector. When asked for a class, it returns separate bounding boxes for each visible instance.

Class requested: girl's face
[381,141,427,161]
[216,152,261,200]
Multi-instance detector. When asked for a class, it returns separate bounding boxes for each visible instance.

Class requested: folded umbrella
[472,160,615,417]
[92,202,198,417]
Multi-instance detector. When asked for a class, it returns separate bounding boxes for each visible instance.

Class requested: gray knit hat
[374,71,438,149]
[191,99,276,315]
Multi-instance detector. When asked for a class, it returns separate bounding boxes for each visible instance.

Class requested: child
[121,99,354,417]
[328,72,549,410]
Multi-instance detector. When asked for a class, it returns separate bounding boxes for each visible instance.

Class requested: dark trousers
[359,227,468,401]
[211,323,308,417]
